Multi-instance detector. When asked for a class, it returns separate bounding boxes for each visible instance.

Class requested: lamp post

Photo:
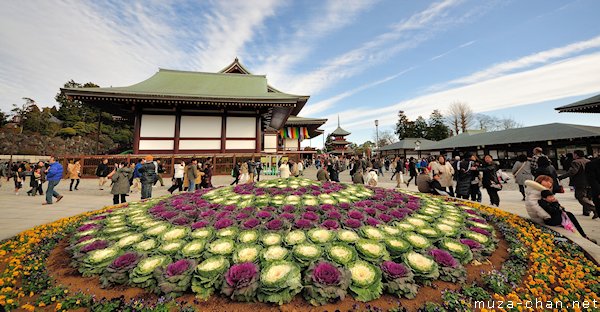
[374,119,379,157]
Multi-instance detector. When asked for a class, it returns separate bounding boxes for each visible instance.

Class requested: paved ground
[1,167,598,261]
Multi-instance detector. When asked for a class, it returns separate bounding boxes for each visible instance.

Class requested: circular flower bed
[66,178,498,305]
[0,178,597,311]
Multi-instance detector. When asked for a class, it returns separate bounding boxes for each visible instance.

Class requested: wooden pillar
[255,115,261,153]
[174,107,181,154]
[133,106,141,154]
[221,111,227,153]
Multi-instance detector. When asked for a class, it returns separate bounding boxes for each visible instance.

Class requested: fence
[57,153,302,178]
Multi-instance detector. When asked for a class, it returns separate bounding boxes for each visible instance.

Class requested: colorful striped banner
[279,127,310,140]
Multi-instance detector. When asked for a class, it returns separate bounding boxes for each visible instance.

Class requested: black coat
[138,162,157,184]
[455,160,474,196]
[538,200,562,226]
[586,158,600,196]
[536,165,561,194]
[480,163,499,188]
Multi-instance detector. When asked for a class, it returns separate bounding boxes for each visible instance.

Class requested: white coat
[524,180,551,223]
[279,163,291,178]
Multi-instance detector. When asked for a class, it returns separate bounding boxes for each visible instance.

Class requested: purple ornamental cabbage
[200,210,216,218]
[374,204,387,211]
[280,213,295,220]
[215,211,232,219]
[160,211,179,219]
[90,215,106,221]
[469,227,491,236]
[327,211,342,220]
[236,212,250,220]
[242,218,260,229]
[172,217,191,226]
[344,219,362,229]
[265,219,284,231]
[321,220,339,230]
[366,217,381,227]
[468,218,487,224]
[460,239,482,249]
[302,211,319,221]
[191,221,209,229]
[380,261,409,279]
[305,206,318,212]
[364,208,377,216]
[166,259,192,277]
[78,224,99,232]
[111,252,139,269]
[379,214,393,223]
[312,262,341,285]
[257,211,272,219]
[294,219,312,229]
[430,249,459,268]
[282,205,296,213]
[214,218,234,229]
[76,235,94,244]
[465,209,478,215]
[226,262,259,288]
[223,205,237,211]
[81,240,109,253]
[320,204,335,211]
[348,210,364,220]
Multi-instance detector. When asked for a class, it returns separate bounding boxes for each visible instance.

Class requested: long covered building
[61,59,326,157]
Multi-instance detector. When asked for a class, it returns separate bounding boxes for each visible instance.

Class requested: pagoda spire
[337,115,340,127]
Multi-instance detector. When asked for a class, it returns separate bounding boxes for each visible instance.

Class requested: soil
[46,231,509,312]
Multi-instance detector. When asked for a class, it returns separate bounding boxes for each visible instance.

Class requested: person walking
[139,155,157,200]
[43,156,64,205]
[95,158,110,190]
[168,160,185,194]
[530,147,546,177]
[297,159,304,176]
[230,162,241,185]
[201,163,213,188]
[239,161,249,183]
[247,160,256,183]
[511,154,533,201]
[558,150,596,217]
[255,160,262,181]
[405,157,418,186]
[131,159,143,193]
[109,162,133,204]
[153,159,165,187]
[480,155,501,207]
[279,161,291,178]
[185,159,199,192]
[26,166,41,196]
[430,155,455,196]
[13,167,24,195]
[585,157,600,219]
[67,159,81,191]
[393,157,405,188]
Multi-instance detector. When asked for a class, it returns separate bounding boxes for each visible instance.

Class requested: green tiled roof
[380,138,434,151]
[420,123,600,150]
[285,116,327,125]
[555,93,600,113]
[63,69,305,100]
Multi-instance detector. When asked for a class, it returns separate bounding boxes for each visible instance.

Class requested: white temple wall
[180,116,221,138]
[140,115,175,137]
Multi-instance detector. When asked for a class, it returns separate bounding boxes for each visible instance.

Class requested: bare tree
[475,114,500,131]
[374,129,398,148]
[446,102,474,134]
[498,117,522,130]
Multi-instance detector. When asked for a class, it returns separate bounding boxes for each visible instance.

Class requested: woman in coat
[429,155,455,195]
[535,156,561,194]
[110,162,133,204]
[405,158,418,186]
[512,154,533,201]
[67,160,81,191]
[279,161,291,178]
[239,162,249,183]
[480,155,501,207]
[168,160,185,194]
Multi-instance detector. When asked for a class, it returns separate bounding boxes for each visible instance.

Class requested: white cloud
[324,52,600,135]
[430,40,475,61]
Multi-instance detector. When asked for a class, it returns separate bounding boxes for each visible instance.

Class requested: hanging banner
[279,127,310,140]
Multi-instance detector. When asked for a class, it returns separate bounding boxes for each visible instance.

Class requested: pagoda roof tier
[331,126,351,136]
[332,140,349,145]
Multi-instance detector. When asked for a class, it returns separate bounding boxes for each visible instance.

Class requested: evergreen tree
[412,116,428,138]
[394,110,415,139]
[427,110,450,141]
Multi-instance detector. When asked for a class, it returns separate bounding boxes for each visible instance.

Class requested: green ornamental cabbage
[355,239,390,263]
[159,227,189,241]
[217,227,239,238]
[130,255,171,289]
[134,239,158,253]
[115,234,144,248]
[238,230,259,244]
[158,240,185,255]
[348,261,383,302]
[404,252,439,285]
[307,229,334,244]
[326,244,357,266]
[80,247,121,276]
[208,238,235,256]
[191,256,231,300]
[284,230,307,245]
[262,246,290,263]
[404,232,432,250]
[261,233,283,246]
[181,240,206,259]
[439,239,473,264]
[384,238,412,256]
[337,230,360,243]
[359,226,385,241]
[191,228,214,240]
[233,245,262,263]
[257,261,302,305]
[292,243,321,266]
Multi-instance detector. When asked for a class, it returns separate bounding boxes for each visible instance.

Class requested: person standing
[239,161,249,183]
[230,162,241,185]
[95,158,109,190]
[185,159,199,192]
[511,154,533,201]
[317,165,330,181]
[247,160,256,183]
[132,159,143,192]
[201,163,213,188]
[109,162,133,204]
[455,153,475,200]
[153,159,165,187]
[405,157,418,186]
[297,159,304,176]
[558,150,596,217]
[255,160,262,181]
[480,155,501,207]
[168,160,185,194]
[530,147,546,177]
[67,159,81,191]
[585,157,600,219]
[43,156,64,205]
[430,155,455,196]
[279,161,291,178]
[393,157,404,188]
[139,155,157,200]
[36,161,46,195]
[26,166,41,196]
[13,167,24,195]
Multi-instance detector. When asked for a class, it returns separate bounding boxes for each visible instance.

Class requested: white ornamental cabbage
[463,231,490,245]
[326,244,357,265]
[145,224,169,236]
[134,239,157,252]
[405,251,437,275]
[359,226,385,240]
[160,227,188,241]
[208,238,235,255]
[116,234,144,248]
[404,232,432,249]
[87,247,120,264]
[308,229,334,244]
[285,230,306,245]
[381,225,401,236]
[233,245,262,263]
[262,233,282,246]
[349,261,378,287]
[191,228,214,240]
[159,241,184,254]
[406,218,427,228]
[182,240,206,258]
[135,255,170,275]
[262,246,289,262]
[238,230,259,244]
[337,230,360,243]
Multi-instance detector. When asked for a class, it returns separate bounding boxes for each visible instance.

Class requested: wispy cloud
[430,40,475,61]
[300,67,415,116]
[323,51,600,134]
[280,0,471,95]
[442,34,600,87]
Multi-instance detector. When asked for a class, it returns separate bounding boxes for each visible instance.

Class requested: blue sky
[1,0,599,148]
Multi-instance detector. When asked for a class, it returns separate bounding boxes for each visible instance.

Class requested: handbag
[561,211,576,232]
[513,162,527,178]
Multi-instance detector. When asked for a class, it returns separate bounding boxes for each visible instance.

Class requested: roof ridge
[158,68,266,78]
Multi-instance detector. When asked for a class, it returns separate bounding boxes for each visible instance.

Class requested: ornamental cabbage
[380,261,418,299]
[384,238,411,256]
[181,240,206,258]
[158,241,185,255]
[292,243,321,266]
[192,256,231,299]
[159,227,189,242]
[394,222,415,231]
[190,228,214,240]
[381,225,401,236]
[208,239,235,255]
[359,226,385,240]
[238,230,259,244]
[416,227,443,239]
[326,244,357,266]
[115,234,144,248]
[221,262,260,302]
[258,261,302,305]
[404,232,432,250]
[307,228,334,244]
[130,255,171,289]
[80,247,120,276]
[462,231,490,245]
[405,217,427,228]
[133,239,157,253]
[429,249,466,283]
[261,233,282,246]
[404,251,439,285]
[439,239,473,264]
[348,261,383,302]
[284,230,307,245]
[355,239,390,263]
[233,245,262,263]
[262,246,290,263]
[302,261,351,306]
[156,259,196,298]
[216,227,239,238]
[337,230,359,243]
[145,224,170,236]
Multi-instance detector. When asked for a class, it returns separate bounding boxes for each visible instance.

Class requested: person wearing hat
[138,155,157,200]
[537,189,594,242]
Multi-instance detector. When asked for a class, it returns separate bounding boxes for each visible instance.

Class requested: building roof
[285,116,328,125]
[380,138,435,151]
[420,123,600,150]
[331,126,351,136]
[555,93,600,113]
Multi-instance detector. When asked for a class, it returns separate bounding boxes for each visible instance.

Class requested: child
[538,190,594,242]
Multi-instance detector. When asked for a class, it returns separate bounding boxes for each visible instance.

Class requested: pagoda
[329,116,351,155]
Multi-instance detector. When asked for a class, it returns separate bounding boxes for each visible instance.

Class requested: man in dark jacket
[558,150,596,217]
[96,158,109,190]
[139,155,157,200]
[584,157,600,219]
[455,153,477,200]
[43,156,64,205]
